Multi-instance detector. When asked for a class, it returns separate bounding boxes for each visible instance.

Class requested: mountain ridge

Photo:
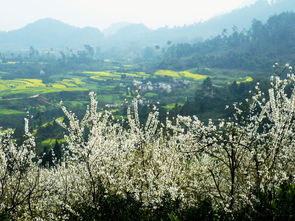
[0,18,104,50]
[0,0,294,50]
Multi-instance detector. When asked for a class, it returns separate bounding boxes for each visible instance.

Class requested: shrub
[0,67,294,220]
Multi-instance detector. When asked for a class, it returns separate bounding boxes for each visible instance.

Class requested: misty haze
[0,0,294,220]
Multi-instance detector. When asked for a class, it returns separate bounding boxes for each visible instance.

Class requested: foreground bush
[0,69,294,220]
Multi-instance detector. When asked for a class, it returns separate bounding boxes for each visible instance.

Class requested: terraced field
[155,70,207,80]
[0,67,254,120]
[0,67,253,99]
[0,78,88,97]
[0,63,256,148]
[82,71,149,81]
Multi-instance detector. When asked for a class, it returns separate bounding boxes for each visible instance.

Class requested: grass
[97,94,121,103]
[41,117,64,128]
[40,138,66,147]
[40,139,56,146]
[0,108,25,115]
[50,78,86,88]
[63,101,89,108]
[162,103,184,110]
[145,92,158,97]
[0,87,88,98]
[95,85,116,92]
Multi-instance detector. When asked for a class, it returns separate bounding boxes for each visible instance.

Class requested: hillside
[1,0,295,220]
[0,0,294,50]
[104,0,295,45]
[0,72,294,220]
[168,0,295,40]
[0,18,104,50]
[159,12,295,72]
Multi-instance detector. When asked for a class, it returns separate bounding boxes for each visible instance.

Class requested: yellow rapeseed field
[155,70,207,80]
[155,70,181,78]
[180,71,207,80]
[237,76,254,84]
[0,79,46,90]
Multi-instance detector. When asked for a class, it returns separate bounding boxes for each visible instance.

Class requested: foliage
[159,12,295,71]
[0,69,294,220]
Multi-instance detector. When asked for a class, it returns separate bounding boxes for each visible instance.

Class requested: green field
[0,108,25,115]
[0,63,257,149]
[0,67,252,99]
[0,65,254,134]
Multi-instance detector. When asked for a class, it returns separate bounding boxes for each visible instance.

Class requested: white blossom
[0,71,294,219]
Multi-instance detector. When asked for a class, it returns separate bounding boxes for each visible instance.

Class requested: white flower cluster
[0,72,294,219]
[158,83,172,93]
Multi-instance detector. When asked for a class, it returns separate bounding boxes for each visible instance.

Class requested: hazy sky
[0,0,258,31]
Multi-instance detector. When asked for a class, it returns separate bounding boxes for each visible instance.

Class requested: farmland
[0,60,255,147]
[0,62,252,100]
[0,66,253,100]
[0,9,294,220]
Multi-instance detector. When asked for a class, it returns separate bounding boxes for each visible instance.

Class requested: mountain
[104,24,151,47]
[159,12,295,72]
[103,22,132,36]
[181,0,295,38]
[0,18,103,50]
[101,0,295,47]
[0,0,294,51]
[146,0,295,43]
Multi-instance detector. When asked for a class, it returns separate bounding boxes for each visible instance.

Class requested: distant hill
[103,24,151,49]
[177,0,295,38]
[103,0,295,45]
[0,0,294,51]
[159,12,295,72]
[103,22,133,36]
[0,18,103,50]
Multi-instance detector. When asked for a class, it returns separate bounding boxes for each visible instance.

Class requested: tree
[0,68,294,219]
[29,46,39,59]
[84,44,95,58]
